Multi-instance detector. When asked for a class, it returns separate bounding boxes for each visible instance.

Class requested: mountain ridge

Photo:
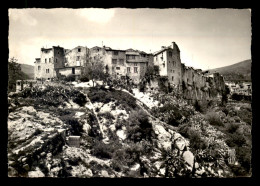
[208,59,251,82]
[20,63,34,79]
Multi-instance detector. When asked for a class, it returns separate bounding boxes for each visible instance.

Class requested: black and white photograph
[7,8,252,178]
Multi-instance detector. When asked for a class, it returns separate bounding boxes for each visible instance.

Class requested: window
[72,68,75,74]
[76,56,80,61]
[112,59,117,64]
[169,51,172,57]
[45,59,47,63]
[46,69,49,73]
[172,70,175,73]
[38,66,41,70]
[127,67,131,73]
[132,56,135,59]
[126,55,130,60]
[119,59,124,65]
[49,58,51,63]
[55,58,57,63]
[172,76,174,81]
[134,67,138,73]
[78,48,81,52]
[113,51,118,55]
[116,67,120,70]
[58,52,59,54]
[134,63,138,66]
[156,56,158,61]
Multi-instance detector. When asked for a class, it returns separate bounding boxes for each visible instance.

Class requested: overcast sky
[8,8,251,70]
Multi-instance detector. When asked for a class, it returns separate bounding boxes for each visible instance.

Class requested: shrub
[60,115,83,136]
[231,93,243,101]
[178,124,207,150]
[193,100,208,113]
[88,87,138,111]
[225,133,246,148]
[79,75,89,82]
[64,74,76,82]
[98,112,115,121]
[72,91,87,107]
[226,123,240,133]
[127,110,154,142]
[205,111,224,127]
[91,140,113,159]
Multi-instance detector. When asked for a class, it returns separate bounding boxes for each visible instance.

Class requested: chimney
[172,42,175,49]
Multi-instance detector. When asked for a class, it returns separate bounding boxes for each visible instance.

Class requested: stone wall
[65,46,89,67]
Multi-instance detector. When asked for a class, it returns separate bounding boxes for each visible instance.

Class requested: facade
[34,46,65,80]
[33,42,224,93]
[153,42,182,87]
[125,49,150,84]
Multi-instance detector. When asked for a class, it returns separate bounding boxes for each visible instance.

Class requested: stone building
[153,42,182,87]
[57,46,90,78]
[34,46,65,80]
[125,49,152,84]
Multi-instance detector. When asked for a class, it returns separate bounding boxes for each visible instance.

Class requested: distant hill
[20,64,34,79]
[208,59,251,82]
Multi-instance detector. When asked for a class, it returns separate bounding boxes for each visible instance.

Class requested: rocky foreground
[7,82,251,177]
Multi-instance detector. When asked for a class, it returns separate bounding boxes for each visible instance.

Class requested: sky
[8,8,251,70]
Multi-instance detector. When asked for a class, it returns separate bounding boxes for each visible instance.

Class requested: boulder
[100,170,109,177]
[28,167,45,177]
[182,150,194,167]
[174,137,186,151]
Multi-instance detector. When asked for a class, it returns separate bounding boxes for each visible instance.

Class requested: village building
[153,42,182,87]
[34,46,65,80]
[57,46,90,78]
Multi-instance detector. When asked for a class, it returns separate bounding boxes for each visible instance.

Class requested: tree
[82,56,107,87]
[8,57,28,92]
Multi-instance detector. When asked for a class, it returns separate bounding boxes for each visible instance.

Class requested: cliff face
[144,71,226,103]
[7,82,237,178]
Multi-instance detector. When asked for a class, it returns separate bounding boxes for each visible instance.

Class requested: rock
[100,170,109,177]
[116,130,127,140]
[195,162,199,169]
[130,163,140,171]
[40,152,46,157]
[28,167,45,177]
[182,150,194,167]
[175,137,186,151]
[8,166,18,177]
[159,168,166,175]
[22,158,27,163]
[23,164,30,171]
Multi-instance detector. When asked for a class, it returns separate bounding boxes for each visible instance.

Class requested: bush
[178,124,207,150]
[88,87,138,111]
[79,75,89,82]
[226,123,240,133]
[205,111,224,127]
[98,112,115,121]
[225,133,246,148]
[127,110,154,142]
[60,115,83,136]
[64,74,76,82]
[193,100,208,113]
[91,140,113,159]
[72,91,87,107]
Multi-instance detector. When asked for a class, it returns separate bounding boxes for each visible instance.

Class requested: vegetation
[87,87,138,112]
[8,57,29,92]
[81,58,108,87]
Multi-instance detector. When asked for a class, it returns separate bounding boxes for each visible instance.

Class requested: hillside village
[8,41,252,178]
